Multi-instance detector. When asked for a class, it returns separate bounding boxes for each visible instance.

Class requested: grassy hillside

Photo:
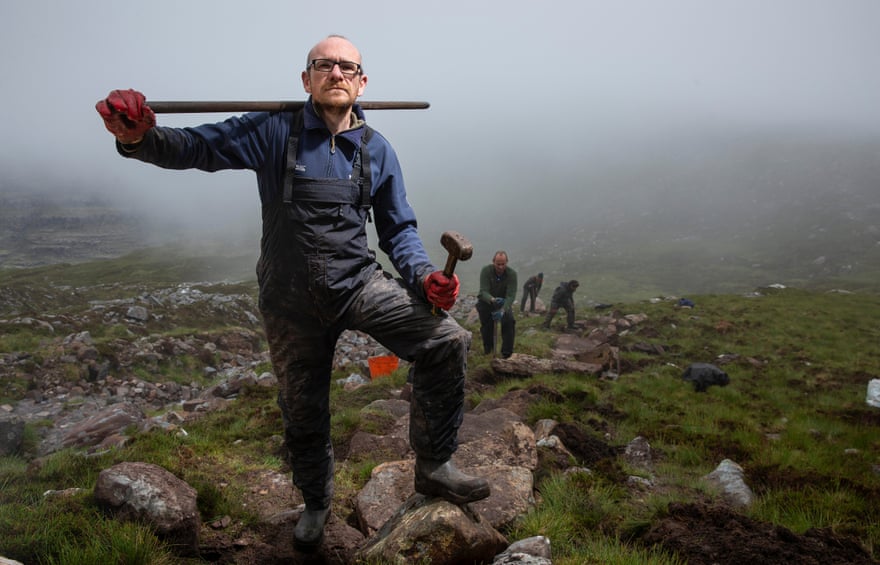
[448,130,880,302]
[1,252,879,563]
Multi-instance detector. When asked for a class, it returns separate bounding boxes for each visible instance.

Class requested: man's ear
[302,70,312,94]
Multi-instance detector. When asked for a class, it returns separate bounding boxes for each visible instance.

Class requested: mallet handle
[443,257,458,278]
[147,100,430,113]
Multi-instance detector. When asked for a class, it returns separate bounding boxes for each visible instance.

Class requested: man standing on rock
[96,34,489,552]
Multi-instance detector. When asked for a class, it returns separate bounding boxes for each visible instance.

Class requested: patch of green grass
[752,487,848,529]
[93,323,136,340]
[0,493,178,565]
[0,461,177,563]
[43,518,178,565]
[0,377,31,406]
[500,288,880,558]
[510,473,598,546]
[0,324,54,352]
[526,397,570,423]
[358,405,399,435]
[330,406,362,448]
[510,472,685,564]
[336,457,382,499]
[128,353,213,387]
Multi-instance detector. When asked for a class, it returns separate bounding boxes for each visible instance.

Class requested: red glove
[95,89,156,144]
[424,271,460,311]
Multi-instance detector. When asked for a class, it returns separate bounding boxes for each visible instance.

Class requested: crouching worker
[543,280,580,330]
[95,34,489,553]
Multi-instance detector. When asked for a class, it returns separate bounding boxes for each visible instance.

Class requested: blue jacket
[119,99,435,291]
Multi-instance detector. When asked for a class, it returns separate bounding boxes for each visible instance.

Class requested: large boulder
[356,496,507,565]
[94,461,200,556]
[354,404,538,535]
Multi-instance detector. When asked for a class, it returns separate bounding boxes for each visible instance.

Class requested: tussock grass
[509,473,685,564]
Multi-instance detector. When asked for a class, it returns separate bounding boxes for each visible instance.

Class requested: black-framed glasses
[309,59,362,78]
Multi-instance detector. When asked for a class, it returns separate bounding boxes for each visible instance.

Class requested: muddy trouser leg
[263,311,337,510]
[520,287,527,312]
[544,306,557,327]
[475,301,494,355]
[351,270,470,460]
[500,311,516,357]
[566,305,575,328]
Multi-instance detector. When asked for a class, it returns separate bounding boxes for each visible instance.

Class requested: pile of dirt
[639,502,877,565]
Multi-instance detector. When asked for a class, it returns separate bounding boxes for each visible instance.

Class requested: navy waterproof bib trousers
[257,112,471,510]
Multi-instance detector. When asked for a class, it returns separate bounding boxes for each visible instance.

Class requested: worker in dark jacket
[543,280,580,329]
[96,34,488,552]
[476,251,517,358]
[520,272,544,313]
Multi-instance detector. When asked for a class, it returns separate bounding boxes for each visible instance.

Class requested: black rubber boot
[414,458,490,504]
[293,506,330,552]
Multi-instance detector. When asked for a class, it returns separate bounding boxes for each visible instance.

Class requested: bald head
[306,35,362,68]
[302,34,367,121]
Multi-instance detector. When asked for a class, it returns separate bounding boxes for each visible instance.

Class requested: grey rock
[494,535,552,564]
[624,435,653,470]
[357,496,508,565]
[703,458,755,507]
[94,461,200,556]
[125,305,149,322]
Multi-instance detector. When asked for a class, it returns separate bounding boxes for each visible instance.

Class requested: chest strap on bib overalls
[282,110,374,218]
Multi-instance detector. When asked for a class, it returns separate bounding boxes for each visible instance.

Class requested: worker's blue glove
[493,297,505,307]
[491,310,503,321]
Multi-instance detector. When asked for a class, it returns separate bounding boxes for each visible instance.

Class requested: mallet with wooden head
[434,231,473,314]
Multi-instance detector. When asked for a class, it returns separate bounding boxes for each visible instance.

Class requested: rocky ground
[1,283,877,564]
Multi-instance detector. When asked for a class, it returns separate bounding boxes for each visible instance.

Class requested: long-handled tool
[146,100,429,113]
[433,231,473,315]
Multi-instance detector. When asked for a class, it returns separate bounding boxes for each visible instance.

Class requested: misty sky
[2,0,879,266]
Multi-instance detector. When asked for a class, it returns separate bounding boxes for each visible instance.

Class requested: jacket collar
[304,97,366,145]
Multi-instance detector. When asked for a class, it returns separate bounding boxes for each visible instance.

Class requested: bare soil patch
[638,501,877,565]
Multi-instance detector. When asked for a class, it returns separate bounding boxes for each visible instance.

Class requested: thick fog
[2,0,879,266]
